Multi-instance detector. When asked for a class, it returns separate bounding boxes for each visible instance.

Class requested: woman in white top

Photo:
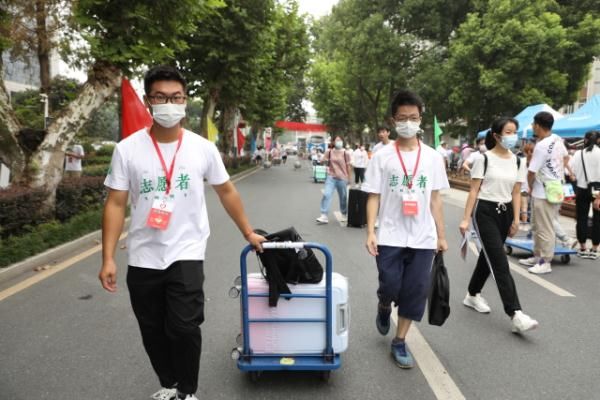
[568,130,600,259]
[459,117,538,333]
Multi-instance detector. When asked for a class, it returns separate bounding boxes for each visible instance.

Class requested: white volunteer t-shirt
[104,128,230,270]
[471,151,526,203]
[465,151,484,168]
[372,141,390,154]
[569,147,600,190]
[362,142,449,249]
[352,149,368,168]
[528,134,567,199]
[65,144,84,171]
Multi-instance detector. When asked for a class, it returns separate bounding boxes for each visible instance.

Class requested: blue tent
[477,103,563,139]
[551,94,600,138]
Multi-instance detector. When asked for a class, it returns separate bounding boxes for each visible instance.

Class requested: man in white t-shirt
[64,143,85,178]
[363,90,449,369]
[521,111,569,274]
[99,66,265,400]
[371,126,391,154]
[462,137,486,175]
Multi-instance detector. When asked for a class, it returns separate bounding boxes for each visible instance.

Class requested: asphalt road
[1,156,599,400]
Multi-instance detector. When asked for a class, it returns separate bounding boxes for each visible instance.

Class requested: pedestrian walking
[64,143,85,178]
[352,144,368,187]
[316,136,352,224]
[372,126,391,154]
[519,111,569,274]
[459,117,538,333]
[568,130,600,259]
[364,90,448,369]
[99,65,265,400]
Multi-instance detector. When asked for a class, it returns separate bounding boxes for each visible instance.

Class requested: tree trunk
[28,61,121,191]
[0,79,26,182]
[200,87,219,138]
[218,104,237,154]
[35,0,51,95]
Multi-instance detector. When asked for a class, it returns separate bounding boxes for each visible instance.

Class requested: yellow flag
[207,117,218,143]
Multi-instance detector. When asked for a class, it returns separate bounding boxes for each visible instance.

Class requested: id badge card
[402,193,419,216]
[146,195,175,230]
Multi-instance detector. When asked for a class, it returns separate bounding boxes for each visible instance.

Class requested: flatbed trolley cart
[504,237,576,264]
[231,242,342,382]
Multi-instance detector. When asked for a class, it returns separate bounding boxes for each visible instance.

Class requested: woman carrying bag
[459,117,538,333]
[568,130,600,260]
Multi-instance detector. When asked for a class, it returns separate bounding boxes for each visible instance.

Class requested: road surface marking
[468,242,575,297]
[0,233,127,302]
[0,169,259,303]
[392,313,466,400]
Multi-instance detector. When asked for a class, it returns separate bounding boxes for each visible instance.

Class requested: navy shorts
[375,246,435,321]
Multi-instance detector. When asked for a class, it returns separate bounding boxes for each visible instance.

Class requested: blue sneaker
[391,340,414,369]
[376,303,391,335]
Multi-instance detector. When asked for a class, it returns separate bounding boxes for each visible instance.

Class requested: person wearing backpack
[519,112,569,274]
[459,117,538,333]
[568,130,600,259]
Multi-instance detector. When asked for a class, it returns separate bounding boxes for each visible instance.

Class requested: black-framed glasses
[147,94,187,104]
[394,116,421,123]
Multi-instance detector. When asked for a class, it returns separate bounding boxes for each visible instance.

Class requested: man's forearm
[527,171,535,193]
[431,192,446,239]
[366,194,379,234]
[218,186,253,237]
[102,202,126,262]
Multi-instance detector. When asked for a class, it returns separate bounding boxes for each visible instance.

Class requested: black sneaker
[586,249,599,260]
[376,303,392,335]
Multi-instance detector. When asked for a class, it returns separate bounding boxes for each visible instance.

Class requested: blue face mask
[501,135,518,150]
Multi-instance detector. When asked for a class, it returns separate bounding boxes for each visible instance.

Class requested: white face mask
[395,120,421,139]
[151,103,186,128]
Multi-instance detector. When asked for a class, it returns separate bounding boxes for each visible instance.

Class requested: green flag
[433,116,443,148]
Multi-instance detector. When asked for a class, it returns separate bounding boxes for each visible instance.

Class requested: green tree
[0,0,223,196]
[444,0,600,134]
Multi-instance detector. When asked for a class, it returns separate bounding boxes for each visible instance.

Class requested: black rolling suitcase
[347,188,368,227]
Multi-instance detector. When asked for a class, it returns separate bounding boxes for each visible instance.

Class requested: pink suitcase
[245,272,349,354]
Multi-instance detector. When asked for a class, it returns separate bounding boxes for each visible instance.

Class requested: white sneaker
[577,248,590,258]
[528,261,552,275]
[511,310,538,333]
[561,237,578,249]
[339,214,347,222]
[316,214,329,224]
[151,387,177,400]
[463,293,491,313]
[518,256,537,266]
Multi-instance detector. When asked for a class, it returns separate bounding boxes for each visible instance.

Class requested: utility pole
[40,93,49,129]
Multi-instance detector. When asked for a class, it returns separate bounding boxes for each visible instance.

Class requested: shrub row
[0,207,103,267]
[56,176,106,221]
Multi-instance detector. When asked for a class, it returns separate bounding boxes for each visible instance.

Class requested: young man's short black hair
[533,111,554,131]
[144,65,187,95]
[390,89,424,116]
[376,126,389,133]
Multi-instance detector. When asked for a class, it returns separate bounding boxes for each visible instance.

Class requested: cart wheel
[249,371,261,382]
[505,246,513,255]
[561,254,571,264]
[320,370,331,382]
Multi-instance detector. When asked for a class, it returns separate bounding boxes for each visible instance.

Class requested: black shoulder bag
[428,252,450,326]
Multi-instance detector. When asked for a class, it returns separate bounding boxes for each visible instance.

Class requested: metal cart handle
[262,241,308,249]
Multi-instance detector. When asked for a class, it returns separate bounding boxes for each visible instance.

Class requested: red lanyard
[395,141,421,189]
[149,129,184,194]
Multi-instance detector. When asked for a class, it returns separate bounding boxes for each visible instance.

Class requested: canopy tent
[476,103,563,139]
[551,94,600,138]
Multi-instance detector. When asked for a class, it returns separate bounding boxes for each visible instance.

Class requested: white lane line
[231,167,261,183]
[333,211,346,227]
[391,313,466,400]
[467,242,575,297]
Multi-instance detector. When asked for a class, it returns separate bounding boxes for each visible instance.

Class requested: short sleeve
[204,143,230,185]
[470,156,485,180]
[516,157,527,183]
[431,152,450,190]
[104,145,129,191]
[528,143,546,173]
[362,153,383,194]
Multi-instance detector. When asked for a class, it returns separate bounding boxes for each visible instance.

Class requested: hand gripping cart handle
[231,241,341,382]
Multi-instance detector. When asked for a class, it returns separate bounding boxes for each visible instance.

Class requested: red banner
[121,78,152,139]
[274,121,328,132]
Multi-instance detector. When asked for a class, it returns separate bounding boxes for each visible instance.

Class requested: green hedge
[84,155,113,166]
[56,176,106,221]
[0,186,51,238]
[83,164,110,177]
[0,207,103,267]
